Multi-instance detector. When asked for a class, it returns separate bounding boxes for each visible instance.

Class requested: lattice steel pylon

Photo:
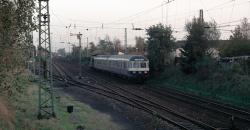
[37,0,55,119]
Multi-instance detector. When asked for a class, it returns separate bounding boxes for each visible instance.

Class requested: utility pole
[86,37,89,57]
[70,32,83,79]
[37,0,55,119]
[86,29,89,57]
[199,9,204,23]
[124,28,127,54]
[32,42,36,75]
[68,44,71,55]
[163,0,175,25]
[165,0,169,25]
[78,32,82,79]
[162,2,164,24]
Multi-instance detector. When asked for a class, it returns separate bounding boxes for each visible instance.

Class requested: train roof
[93,55,148,61]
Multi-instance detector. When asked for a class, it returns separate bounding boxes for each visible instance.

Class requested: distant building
[208,48,220,59]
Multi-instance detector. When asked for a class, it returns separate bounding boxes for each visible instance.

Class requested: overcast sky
[38,0,250,52]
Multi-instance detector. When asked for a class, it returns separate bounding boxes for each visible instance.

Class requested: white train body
[90,55,149,79]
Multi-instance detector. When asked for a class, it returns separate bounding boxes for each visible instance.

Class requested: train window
[133,62,139,68]
[129,62,133,68]
[141,62,146,68]
[124,62,126,69]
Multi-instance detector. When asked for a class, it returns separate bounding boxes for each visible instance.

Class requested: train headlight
[133,71,136,74]
[144,71,148,74]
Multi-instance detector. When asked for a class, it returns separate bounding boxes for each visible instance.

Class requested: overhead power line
[126,0,243,25]
[164,0,248,23]
[107,0,175,24]
[217,18,250,25]
[51,24,145,30]
[205,0,235,11]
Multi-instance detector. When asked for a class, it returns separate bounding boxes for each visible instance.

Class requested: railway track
[86,67,250,129]
[80,66,250,129]
[53,63,191,129]
[146,87,250,123]
[51,61,250,129]
[52,62,223,130]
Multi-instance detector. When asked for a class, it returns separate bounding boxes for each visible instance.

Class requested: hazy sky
[38,0,250,52]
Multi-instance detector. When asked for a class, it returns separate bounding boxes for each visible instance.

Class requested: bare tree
[230,18,250,40]
[135,37,146,54]
[240,18,250,40]
[113,38,122,54]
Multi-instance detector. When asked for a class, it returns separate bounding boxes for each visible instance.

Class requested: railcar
[89,55,149,79]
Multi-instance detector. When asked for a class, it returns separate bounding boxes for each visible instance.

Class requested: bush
[220,40,250,57]
[195,56,217,81]
[148,62,250,107]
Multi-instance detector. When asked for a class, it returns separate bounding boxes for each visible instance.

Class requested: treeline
[62,36,147,61]
[145,18,250,107]
[63,16,250,76]
[145,17,250,74]
[0,0,36,95]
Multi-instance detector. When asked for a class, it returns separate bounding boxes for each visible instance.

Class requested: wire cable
[228,0,236,26]
[108,1,175,24]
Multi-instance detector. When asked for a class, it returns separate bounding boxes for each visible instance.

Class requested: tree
[180,17,220,74]
[220,18,250,57]
[88,42,96,56]
[96,36,115,55]
[230,26,246,40]
[135,37,146,54]
[240,18,250,40]
[113,38,122,54]
[71,45,80,60]
[230,18,249,40]
[146,23,175,72]
[205,21,221,41]
[0,0,37,95]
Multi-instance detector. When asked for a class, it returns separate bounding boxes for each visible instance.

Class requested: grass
[147,66,250,109]
[0,72,124,130]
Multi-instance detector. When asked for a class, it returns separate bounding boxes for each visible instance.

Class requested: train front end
[128,56,149,79]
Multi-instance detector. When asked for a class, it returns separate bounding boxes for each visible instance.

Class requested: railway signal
[70,32,83,79]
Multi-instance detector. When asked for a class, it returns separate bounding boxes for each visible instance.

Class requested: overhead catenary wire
[49,0,249,30]
[49,0,250,47]
[108,0,175,24]
[167,0,247,22]
[217,18,250,25]
[228,0,236,26]
[127,0,248,26]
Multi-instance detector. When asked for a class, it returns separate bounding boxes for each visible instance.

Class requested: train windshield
[131,61,148,68]
[141,62,147,68]
[133,62,140,68]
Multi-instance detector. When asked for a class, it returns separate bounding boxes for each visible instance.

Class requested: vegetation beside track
[146,16,250,109]
[147,65,250,108]
[0,73,124,130]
